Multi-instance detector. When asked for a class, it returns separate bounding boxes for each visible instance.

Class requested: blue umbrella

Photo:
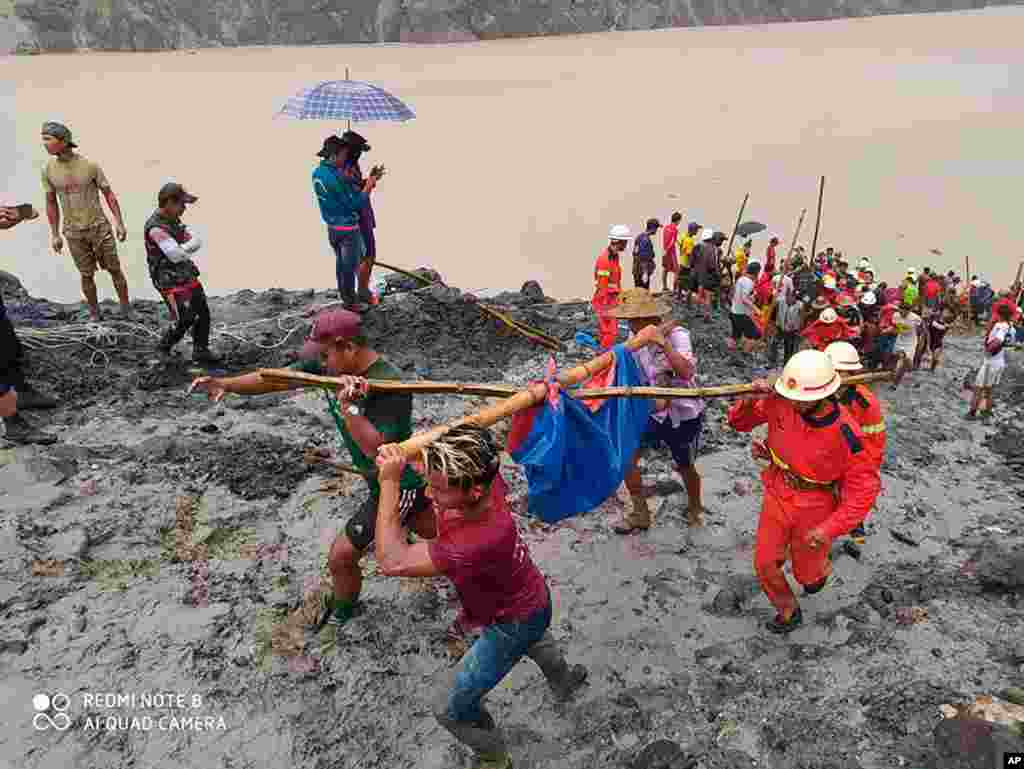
[278,73,415,125]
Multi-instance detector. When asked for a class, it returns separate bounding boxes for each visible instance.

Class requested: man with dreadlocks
[375,425,587,769]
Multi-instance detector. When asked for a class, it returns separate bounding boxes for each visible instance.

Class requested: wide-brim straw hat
[609,288,670,319]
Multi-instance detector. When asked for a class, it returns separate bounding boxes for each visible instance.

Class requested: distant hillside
[0,0,1013,53]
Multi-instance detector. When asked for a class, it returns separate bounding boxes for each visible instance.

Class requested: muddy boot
[192,347,223,365]
[314,593,361,632]
[613,496,651,534]
[766,606,803,634]
[2,414,57,445]
[526,633,588,701]
[435,706,509,768]
[14,384,58,410]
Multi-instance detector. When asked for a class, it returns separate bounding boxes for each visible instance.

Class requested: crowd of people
[4,124,1023,769]
[594,214,1023,419]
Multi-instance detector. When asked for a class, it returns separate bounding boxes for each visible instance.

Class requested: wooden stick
[260,367,893,401]
[809,175,825,260]
[394,369,894,458]
[786,208,807,262]
[724,193,750,269]
[375,260,563,351]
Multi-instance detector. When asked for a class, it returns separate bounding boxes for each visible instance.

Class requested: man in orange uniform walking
[592,225,630,349]
[825,341,886,555]
[727,350,881,633]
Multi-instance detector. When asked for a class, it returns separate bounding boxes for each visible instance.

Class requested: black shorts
[730,313,762,341]
[345,485,431,551]
[640,413,704,468]
[678,266,691,279]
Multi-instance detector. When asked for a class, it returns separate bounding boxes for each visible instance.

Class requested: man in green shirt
[189,309,430,627]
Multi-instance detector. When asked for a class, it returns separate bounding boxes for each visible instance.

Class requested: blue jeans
[447,597,552,723]
[329,228,365,302]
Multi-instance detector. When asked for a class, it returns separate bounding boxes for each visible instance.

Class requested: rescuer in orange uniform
[727,349,881,633]
[825,341,887,554]
[801,307,850,351]
[592,225,630,349]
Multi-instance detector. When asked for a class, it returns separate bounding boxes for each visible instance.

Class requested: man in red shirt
[593,225,628,348]
[374,425,587,769]
[727,350,880,633]
[661,212,681,293]
[765,235,781,274]
[991,290,1020,325]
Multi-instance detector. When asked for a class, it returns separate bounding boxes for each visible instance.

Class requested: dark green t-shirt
[290,357,424,498]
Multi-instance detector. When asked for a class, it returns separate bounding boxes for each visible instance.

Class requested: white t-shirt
[893,311,921,354]
[985,321,1012,368]
[731,275,755,316]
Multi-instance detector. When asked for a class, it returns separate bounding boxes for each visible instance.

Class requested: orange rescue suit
[801,316,850,351]
[727,395,881,613]
[836,384,886,469]
[592,248,623,349]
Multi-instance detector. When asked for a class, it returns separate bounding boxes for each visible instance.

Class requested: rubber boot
[435,706,509,767]
[2,414,57,445]
[526,633,588,701]
[14,384,58,410]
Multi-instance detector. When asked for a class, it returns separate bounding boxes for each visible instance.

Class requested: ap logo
[32,693,71,731]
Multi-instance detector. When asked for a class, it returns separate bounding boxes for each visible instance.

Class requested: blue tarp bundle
[507,344,653,523]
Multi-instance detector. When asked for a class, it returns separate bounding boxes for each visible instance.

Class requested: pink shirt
[632,327,705,426]
[428,475,549,626]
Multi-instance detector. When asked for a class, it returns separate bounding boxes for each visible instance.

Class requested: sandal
[766,606,803,634]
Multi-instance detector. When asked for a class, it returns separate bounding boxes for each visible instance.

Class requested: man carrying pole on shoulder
[727,350,880,633]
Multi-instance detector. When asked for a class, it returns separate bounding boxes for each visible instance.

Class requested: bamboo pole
[260,367,893,402]
[375,260,563,351]
[724,193,750,270]
[786,208,807,263]
[809,176,825,261]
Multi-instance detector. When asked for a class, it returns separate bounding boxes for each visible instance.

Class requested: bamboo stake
[724,193,750,270]
[809,175,825,261]
[786,208,807,263]
[375,260,563,351]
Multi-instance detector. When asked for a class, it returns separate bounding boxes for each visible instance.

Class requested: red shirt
[925,279,941,301]
[428,475,548,626]
[991,297,1020,323]
[663,223,678,256]
[593,248,622,300]
[765,244,777,274]
[801,317,850,350]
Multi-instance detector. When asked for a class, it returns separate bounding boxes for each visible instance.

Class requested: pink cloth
[632,327,705,426]
[428,475,549,626]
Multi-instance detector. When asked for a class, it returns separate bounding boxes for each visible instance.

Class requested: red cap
[300,308,362,359]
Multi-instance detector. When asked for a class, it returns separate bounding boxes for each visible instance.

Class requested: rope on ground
[15,299,348,366]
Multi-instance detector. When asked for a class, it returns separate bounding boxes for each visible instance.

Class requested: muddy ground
[0,271,1021,769]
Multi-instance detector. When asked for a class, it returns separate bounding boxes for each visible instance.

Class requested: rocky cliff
[0,0,1011,53]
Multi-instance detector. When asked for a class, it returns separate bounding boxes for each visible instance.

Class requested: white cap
[860,291,877,306]
[701,227,715,241]
[820,308,838,324]
[824,341,863,372]
[608,224,631,241]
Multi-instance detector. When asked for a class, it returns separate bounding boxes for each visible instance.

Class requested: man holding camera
[312,132,385,312]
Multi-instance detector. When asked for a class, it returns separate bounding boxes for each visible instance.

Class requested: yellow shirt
[734,247,748,276]
[679,235,696,267]
[41,154,111,233]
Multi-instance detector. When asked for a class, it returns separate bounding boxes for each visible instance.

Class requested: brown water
[6,7,1024,304]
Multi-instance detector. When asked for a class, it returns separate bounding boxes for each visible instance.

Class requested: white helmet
[774,349,841,402]
[609,224,631,241]
[700,227,715,241]
[860,291,877,306]
[824,341,863,372]
[820,307,838,324]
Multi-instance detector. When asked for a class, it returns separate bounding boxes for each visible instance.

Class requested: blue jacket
[312,160,368,229]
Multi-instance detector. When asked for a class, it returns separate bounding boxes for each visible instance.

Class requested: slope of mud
[1,276,1022,769]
